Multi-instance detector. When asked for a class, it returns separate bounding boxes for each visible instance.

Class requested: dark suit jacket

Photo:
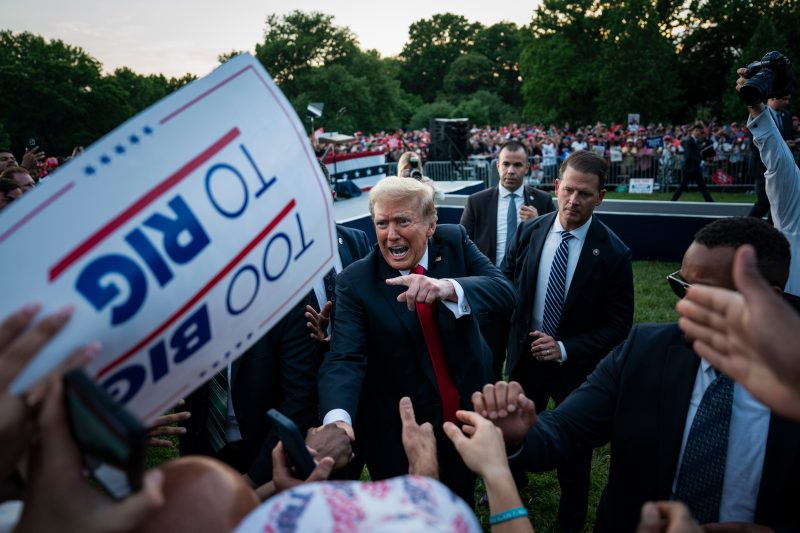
[460,184,555,265]
[502,212,633,391]
[515,323,800,532]
[318,224,515,481]
[180,296,318,485]
[683,135,702,174]
[335,224,370,269]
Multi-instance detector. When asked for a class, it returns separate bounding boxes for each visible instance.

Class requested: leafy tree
[594,0,680,122]
[0,31,106,155]
[399,13,483,102]
[473,22,525,107]
[254,10,358,97]
[407,99,457,130]
[218,50,246,64]
[453,90,517,126]
[443,53,494,95]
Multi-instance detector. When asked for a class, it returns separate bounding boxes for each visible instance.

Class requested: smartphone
[63,369,146,499]
[26,137,37,149]
[266,408,316,479]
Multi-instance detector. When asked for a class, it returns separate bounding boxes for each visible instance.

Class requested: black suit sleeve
[452,226,516,315]
[459,195,478,242]
[246,300,318,485]
[318,269,369,420]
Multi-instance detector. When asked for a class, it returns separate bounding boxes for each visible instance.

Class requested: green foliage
[255,10,358,95]
[408,100,457,130]
[453,90,517,127]
[399,13,483,102]
[443,53,494,95]
[521,0,680,124]
[473,23,525,107]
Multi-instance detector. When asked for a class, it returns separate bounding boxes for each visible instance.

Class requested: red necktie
[412,264,460,423]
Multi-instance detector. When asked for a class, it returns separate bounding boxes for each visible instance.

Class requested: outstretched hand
[305,302,332,344]
[443,410,509,479]
[471,381,537,448]
[399,396,438,478]
[270,441,334,494]
[677,245,800,420]
[386,274,456,311]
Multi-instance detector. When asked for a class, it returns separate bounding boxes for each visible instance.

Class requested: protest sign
[628,178,655,194]
[2,54,336,423]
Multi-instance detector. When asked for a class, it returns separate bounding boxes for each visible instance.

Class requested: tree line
[1,1,798,156]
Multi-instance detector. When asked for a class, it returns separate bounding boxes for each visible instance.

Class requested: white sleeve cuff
[322,409,352,426]
[558,341,567,364]
[442,279,470,318]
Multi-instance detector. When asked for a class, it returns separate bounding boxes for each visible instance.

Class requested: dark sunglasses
[666,271,691,299]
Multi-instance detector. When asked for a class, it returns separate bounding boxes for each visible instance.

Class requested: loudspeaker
[428,118,469,161]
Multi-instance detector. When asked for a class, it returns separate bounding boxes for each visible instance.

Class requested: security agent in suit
[316,177,515,503]
[671,124,714,202]
[490,216,800,532]
[180,295,318,488]
[461,141,555,377]
[502,150,634,531]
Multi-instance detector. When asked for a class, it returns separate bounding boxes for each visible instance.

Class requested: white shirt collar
[550,215,592,242]
[499,183,523,198]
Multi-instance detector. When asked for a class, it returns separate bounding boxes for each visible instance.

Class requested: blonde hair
[369,176,437,222]
[397,151,423,176]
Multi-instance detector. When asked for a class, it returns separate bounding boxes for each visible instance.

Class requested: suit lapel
[337,229,353,267]
[562,217,606,315]
[523,214,554,312]
[655,337,699,497]
[487,187,500,260]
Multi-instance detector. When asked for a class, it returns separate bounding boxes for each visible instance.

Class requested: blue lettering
[205,163,248,218]
[101,365,147,404]
[172,305,212,364]
[262,233,291,282]
[226,265,259,315]
[75,254,147,326]
[143,196,210,264]
[125,228,173,286]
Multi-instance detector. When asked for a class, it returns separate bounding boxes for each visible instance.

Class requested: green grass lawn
[146,260,682,531]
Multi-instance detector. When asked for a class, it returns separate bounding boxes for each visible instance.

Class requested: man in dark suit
[477,216,800,532]
[461,141,555,267]
[502,150,634,531]
[672,124,714,202]
[317,176,515,503]
[179,296,319,488]
[460,141,554,376]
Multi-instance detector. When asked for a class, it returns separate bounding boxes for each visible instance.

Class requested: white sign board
[628,178,655,194]
[2,54,336,422]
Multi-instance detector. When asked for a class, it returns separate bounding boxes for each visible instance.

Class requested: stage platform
[333,181,752,262]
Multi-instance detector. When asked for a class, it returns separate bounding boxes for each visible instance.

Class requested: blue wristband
[489,506,529,525]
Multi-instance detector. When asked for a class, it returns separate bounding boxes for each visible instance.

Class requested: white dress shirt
[496,184,524,266]
[531,216,592,362]
[322,247,470,426]
[672,360,771,522]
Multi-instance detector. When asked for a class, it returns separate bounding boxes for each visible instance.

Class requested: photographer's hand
[735,68,766,118]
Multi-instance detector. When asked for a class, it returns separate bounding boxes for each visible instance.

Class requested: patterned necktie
[541,231,575,337]
[673,373,734,523]
[507,192,519,245]
[206,370,229,453]
[323,267,337,330]
[412,264,459,423]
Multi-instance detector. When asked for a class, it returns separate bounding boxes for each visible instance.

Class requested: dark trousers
[511,358,592,532]
[749,174,773,222]
[671,169,713,202]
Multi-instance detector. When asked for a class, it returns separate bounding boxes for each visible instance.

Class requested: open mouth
[389,246,409,259]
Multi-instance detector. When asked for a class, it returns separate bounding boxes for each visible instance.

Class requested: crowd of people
[0,63,799,533]
[312,105,800,187]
